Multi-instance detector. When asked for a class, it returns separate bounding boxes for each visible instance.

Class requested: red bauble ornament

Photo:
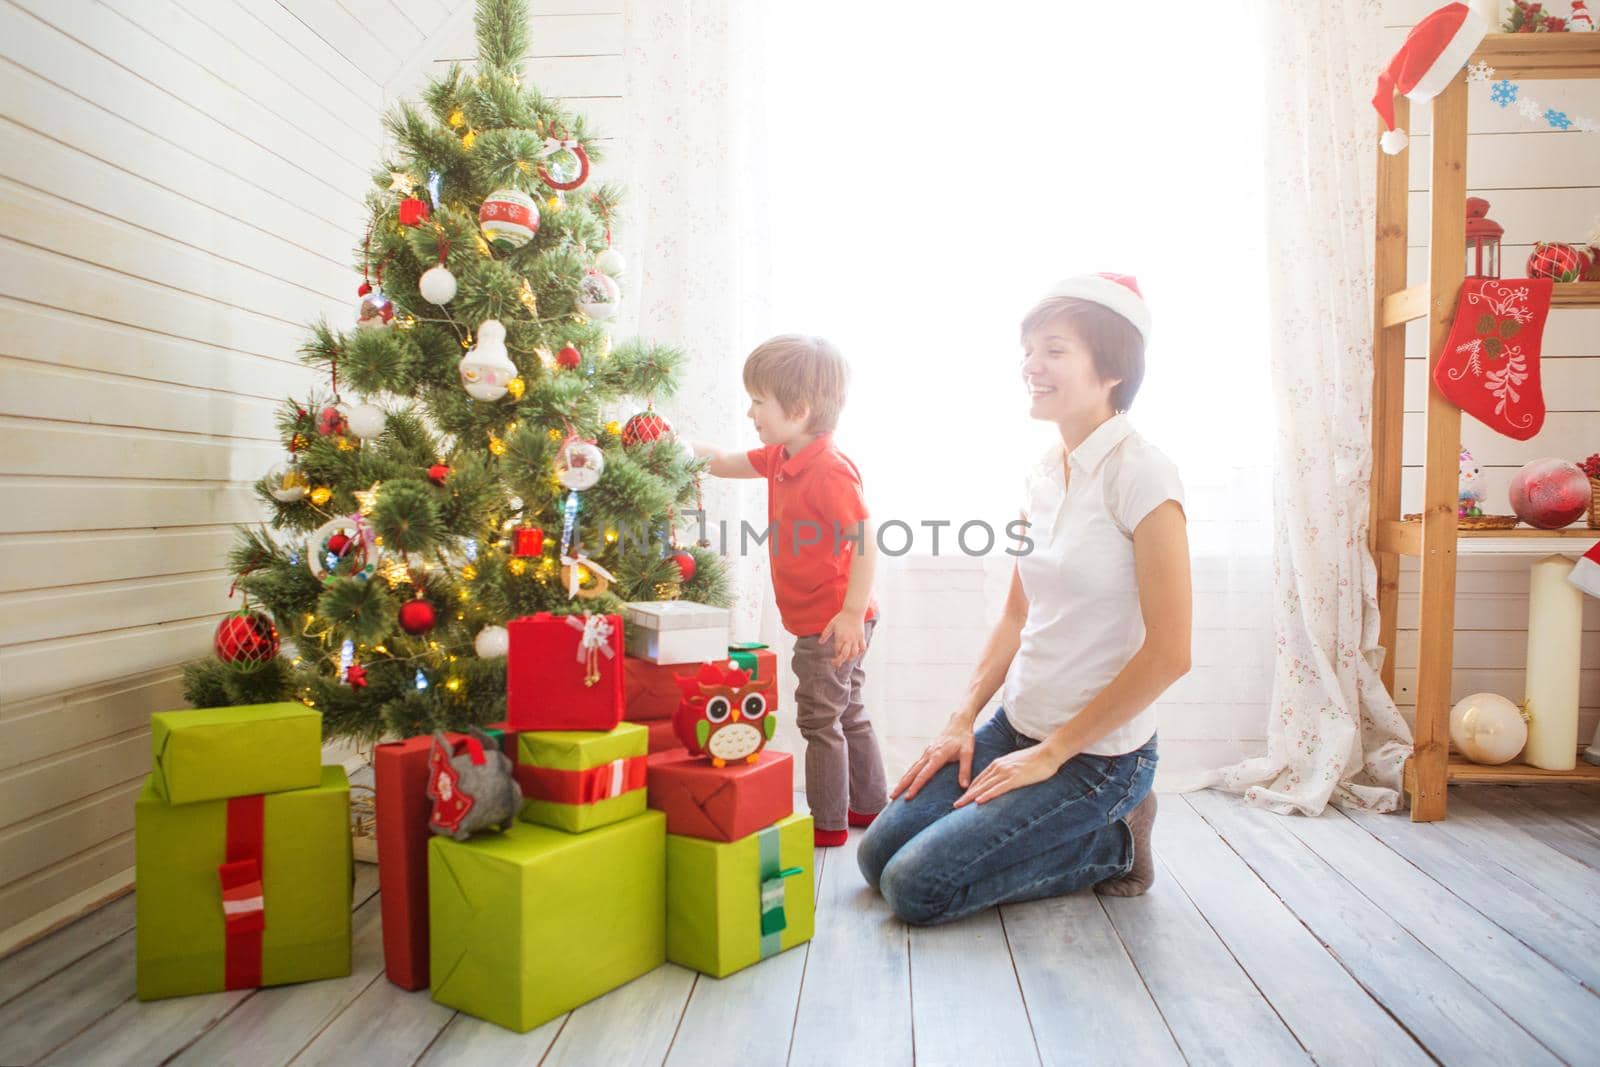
[326,532,352,557]
[428,463,451,485]
[672,550,696,583]
[214,610,280,671]
[318,405,347,436]
[398,197,430,226]
[1527,242,1583,283]
[555,345,582,369]
[621,408,674,448]
[512,525,544,557]
[398,599,438,635]
[1509,458,1590,529]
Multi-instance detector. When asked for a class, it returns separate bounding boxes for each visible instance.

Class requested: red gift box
[646,719,682,754]
[374,732,467,990]
[507,613,624,731]
[624,649,780,723]
[646,749,794,842]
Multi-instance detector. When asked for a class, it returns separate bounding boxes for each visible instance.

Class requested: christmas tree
[184,0,727,741]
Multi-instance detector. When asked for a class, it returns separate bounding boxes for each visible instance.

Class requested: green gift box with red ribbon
[515,722,648,833]
[134,766,352,1000]
[149,702,322,806]
[428,812,666,1032]
[665,812,813,978]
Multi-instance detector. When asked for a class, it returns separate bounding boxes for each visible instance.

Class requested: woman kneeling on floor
[858,273,1192,925]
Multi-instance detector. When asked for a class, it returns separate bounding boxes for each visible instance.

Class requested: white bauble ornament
[343,402,386,440]
[479,188,540,249]
[576,270,620,320]
[474,625,510,658]
[458,320,518,401]
[596,247,627,276]
[419,265,457,305]
[1449,692,1528,765]
[267,462,308,502]
[556,439,605,491]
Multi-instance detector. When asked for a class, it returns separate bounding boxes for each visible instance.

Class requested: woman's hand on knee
[892,727,974,801]
[953,746,1059,808]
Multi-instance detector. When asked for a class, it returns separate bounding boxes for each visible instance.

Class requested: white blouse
[1000,414,1186,755]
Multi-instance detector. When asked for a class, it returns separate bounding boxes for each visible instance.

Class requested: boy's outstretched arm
[692,442,761,478]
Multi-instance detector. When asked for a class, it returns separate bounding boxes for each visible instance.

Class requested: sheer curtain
[1187,0,1413,814]
[758,5,1278,777]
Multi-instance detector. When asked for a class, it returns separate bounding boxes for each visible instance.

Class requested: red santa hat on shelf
[1038,273,1151,341]
[1571,541,1600,600]
[1373,3,1489,155]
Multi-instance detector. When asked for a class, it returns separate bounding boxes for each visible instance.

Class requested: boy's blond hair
[742,334,850,433]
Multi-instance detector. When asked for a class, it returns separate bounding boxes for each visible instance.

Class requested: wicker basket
[1590,477,1600,530]
[350,782,378,864]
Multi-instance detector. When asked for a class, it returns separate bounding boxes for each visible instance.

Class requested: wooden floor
[2,785,1598,1066]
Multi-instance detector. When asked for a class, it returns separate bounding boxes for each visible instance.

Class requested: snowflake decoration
[1490,80,1518,107]
[1546,109,1573,131]
[1466,60,1494,84]
[1517,97,1544,121]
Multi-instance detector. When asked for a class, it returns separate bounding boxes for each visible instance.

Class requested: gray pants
[792,618,887,831]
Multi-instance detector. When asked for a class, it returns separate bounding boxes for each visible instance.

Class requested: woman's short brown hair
[742,334,850,432]
[1020,298,1146,413]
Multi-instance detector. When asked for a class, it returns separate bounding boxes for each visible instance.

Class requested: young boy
[695,334,886,848]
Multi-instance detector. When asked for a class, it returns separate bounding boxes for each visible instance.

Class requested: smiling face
[747,391,812,449]
[1020,317,1120,426]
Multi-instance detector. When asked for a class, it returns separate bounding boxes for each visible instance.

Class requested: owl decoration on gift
[426,728,522,841]
[673,660,777,767]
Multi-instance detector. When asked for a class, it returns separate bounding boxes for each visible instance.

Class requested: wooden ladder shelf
[1369,33,1600,822]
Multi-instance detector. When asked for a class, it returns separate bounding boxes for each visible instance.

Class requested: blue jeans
[857,709,1157,926]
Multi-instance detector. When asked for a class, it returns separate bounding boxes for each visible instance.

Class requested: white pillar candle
[1468,0,1503,30]
[1523,555,1583,769]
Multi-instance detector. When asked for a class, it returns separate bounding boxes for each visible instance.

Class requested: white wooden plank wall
[1384,0,1600,748]
[0,0,390,952]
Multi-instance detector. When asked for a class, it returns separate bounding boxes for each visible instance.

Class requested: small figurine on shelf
[1569,1,1594,31]
[1459,448,1486,519]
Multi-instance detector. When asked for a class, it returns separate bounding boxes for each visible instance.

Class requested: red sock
[814,827,848,848]
[847,809,878,828]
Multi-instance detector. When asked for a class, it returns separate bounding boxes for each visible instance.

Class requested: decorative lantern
[1465,197,1502,279]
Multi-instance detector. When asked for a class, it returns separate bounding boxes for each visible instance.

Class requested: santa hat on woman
[1038,273,1152,341]
[1373,3,1489,155]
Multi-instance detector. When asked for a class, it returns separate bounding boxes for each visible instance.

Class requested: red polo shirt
[747,433,879,637]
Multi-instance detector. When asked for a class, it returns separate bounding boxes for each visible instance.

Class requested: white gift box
[623,600,731,665]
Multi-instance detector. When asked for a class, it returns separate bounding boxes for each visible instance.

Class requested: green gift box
[135,766,353,1000]
[429,811,666,1032]
[150,703,323,805]
[515,722,648,833]
[666,813,814,978]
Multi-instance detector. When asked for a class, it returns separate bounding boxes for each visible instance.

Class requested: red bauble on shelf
[1527,242,1583,283]
[214,610,280,671]
[398,599,438,636]
[621,408,673,448]
[1509,458,1590,529]
[671,550,696,583]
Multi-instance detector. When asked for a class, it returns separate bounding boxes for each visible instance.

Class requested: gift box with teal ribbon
[665,812,813,978]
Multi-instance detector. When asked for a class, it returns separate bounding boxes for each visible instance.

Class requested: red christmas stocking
[1432,277,1552,440]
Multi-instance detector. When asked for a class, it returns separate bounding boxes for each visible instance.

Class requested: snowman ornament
[458,320,518,401]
